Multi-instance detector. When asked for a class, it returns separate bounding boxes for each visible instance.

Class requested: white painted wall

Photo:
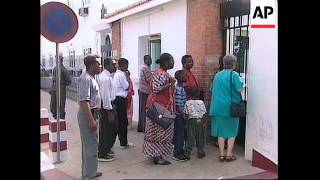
[245,3,278,164]
[121,0,187,122]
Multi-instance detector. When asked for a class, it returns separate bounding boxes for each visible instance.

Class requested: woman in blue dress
[209,55,245,162]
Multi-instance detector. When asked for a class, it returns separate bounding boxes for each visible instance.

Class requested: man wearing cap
[77,54,103,179]
[50,55,71,120]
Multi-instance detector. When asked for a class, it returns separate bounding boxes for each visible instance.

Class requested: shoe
[93,172,102,178]
[153,158,171,165]
[219,155,225,162]
[98,155,114,162]
[120,142,134,149]
[184,155,190,160]
[172,154,188,162]
[225,155,237,162]
[107,150,115,156]
[197,151,206,159]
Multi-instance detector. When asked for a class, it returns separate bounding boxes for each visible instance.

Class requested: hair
[118,58,129,67]
[218,55,224,71]
[175,70,185,83]
[103,57,113,68]
[84,54,99,70]
[186,86,200,99]
[181,55,192,65]
[144,55,151,62]
[155,53,173,66]
[223,55,237,69]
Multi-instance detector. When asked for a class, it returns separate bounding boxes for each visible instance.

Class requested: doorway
[149,35,161,71]
[221,0,250,147]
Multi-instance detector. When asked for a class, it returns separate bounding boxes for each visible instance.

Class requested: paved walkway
[40,90,264,179]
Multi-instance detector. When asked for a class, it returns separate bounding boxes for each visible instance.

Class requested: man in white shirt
[113,58,134,149]
[96,58,117,162]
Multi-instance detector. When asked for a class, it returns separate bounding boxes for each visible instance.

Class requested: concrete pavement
[41,90,264,179]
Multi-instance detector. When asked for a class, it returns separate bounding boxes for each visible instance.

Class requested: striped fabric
[152,71,169,93]
[143,117,174,157]
[175,84,187,114]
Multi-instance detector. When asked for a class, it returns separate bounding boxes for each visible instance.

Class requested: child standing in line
[173,70,189,162]
[184,87,207,159]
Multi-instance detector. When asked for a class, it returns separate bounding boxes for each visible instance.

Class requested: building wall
[186,0,223,103]
[111,20,122,59]
[245,2,278,164]
[118,0,187,122]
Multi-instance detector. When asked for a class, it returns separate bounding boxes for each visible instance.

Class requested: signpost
[41,2,78,163]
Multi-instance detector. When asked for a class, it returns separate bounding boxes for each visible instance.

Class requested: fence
[40,77,79,102]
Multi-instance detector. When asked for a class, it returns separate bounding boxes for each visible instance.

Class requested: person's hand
[169,77,176,86]
[89,118,97,130]
[107,110,119,126]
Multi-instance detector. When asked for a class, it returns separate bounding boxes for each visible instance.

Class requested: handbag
[146,102,176,129]
[230,71,247,117]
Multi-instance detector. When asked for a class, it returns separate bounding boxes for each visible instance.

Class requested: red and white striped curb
[49,118,68,162]
[41,108,49,143]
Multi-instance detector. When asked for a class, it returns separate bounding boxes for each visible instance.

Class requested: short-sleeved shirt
[139,64,152,94]
[78,71,101,109]
[184,100,206,119]
[175,83,187,114]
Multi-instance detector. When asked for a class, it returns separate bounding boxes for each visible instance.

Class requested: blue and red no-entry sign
[41,2,78,43]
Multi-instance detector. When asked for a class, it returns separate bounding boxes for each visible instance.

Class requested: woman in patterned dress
[143,53,176,165]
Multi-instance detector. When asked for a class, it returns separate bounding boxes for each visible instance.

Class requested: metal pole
[55,42,61,163]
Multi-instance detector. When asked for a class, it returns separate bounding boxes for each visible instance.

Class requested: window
[83,48,92,56]
[69,50,75,68]
[149,35,161,71]
[101,4,107,19]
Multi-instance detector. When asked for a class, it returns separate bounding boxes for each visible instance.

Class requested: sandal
[219,156,225,162]
[225,155,237,162]
[153,158,171,165]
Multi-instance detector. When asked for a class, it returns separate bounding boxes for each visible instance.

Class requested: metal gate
[221,0,250,100]
[220,0,250,146]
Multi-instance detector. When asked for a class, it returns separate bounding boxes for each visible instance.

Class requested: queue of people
[68,53,245,179]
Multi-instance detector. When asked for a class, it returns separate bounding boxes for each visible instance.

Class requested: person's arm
[78,79,96,130]
[233,72,245,92]
[119,72,129,91]
[144,68,153,84]
[99,76,113,110]
[175,87,185,114]
[79,100,96,130]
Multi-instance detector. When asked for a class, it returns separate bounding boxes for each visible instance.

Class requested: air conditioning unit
[79,7,89,17]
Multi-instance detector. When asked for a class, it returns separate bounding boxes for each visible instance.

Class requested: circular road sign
[41,2,78,43]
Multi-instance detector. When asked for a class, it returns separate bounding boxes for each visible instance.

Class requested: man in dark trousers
[113,58,134,149]
[50,55,71,119]
[96,58,117,162]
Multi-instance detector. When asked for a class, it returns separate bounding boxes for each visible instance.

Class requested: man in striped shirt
[173,70,188,161]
